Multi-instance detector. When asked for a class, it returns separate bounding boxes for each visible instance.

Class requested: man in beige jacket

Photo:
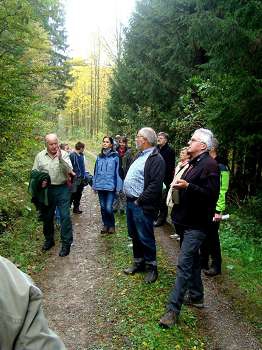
[0,256,66,349]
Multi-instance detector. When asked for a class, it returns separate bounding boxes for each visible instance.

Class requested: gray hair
[139,127,157,146]
[193,128,214,151]
[211,137,219,151]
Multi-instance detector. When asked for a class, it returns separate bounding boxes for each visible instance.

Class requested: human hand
[213,213,222,222]
[172,179,189,189]
[41,180,48,188]
[56,146,62,160]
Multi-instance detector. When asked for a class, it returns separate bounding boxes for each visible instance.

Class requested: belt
[126,196,138,202]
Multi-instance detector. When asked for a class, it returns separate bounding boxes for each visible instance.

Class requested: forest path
[155,225,261,350]
[35,188,261,350]
[34,188,115,350]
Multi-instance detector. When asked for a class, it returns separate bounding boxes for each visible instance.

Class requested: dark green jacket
[28,170,51,206]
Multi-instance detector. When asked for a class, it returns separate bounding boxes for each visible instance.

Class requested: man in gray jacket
[0,256,66,349]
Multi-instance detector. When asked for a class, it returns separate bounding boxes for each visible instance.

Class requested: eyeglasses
[136,135,144,139]
[189,138,204,144]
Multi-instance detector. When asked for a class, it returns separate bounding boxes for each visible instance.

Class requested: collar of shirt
[141,147,154,156]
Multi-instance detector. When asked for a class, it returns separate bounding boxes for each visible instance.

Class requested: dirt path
[155,225,261,350]
[34,188,115,350]
[35,189,261,350]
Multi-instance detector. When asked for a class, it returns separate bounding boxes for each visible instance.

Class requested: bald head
[45,133,59,156]
[45,133,58,143]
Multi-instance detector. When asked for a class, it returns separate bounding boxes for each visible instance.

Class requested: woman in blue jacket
[93,136,123,234]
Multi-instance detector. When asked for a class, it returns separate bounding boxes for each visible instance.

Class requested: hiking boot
[42,240,55,251]
[73,208,83,214]
[123,262,145,275]
[59,245,70,257]
[204,267,221,277]
[183,295,204,308]
[144,265,158,283]
[159,310,178,328]
[108,227,115,234]
[100,226,108,234]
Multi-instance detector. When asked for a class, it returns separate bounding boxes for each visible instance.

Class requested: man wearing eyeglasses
[159,128,220,328]
[123,127,165,283]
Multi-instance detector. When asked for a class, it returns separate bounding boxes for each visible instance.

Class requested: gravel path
[35,189,261,349]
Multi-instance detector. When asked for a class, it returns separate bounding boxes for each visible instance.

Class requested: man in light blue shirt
[123,147,154,198]
[123,127,165,283]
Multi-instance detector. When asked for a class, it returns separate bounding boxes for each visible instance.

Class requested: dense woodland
[108,0,262,199]
[0,0,70,159]
[0,0,261,230]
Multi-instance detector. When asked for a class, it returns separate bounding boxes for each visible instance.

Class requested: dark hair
[157,132,169,142]
[75,141,85,150]
[99,136,114,156]
[60,143,69,150]
[103,136,114,145]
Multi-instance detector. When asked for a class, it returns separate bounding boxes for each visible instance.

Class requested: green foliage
[219,206,262,332]
[0,0,70,161]
[107,0,262,196]
[0,141,47,271]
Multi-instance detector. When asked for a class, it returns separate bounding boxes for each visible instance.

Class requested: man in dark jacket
[154,132,176,226]
[159,128,220,328]
[123,127,165,283]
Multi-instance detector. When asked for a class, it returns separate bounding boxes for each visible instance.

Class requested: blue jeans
[98,191,116,228]
[126,201,156,264]
[167,228,206,315]
[42,185,73,246]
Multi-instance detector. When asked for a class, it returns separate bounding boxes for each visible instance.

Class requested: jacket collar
[189,151,209,166]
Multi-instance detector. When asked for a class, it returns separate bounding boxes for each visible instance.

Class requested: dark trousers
[70,183,84,210]
[156,188,168,222]
[98,190,116,228]
[41,185,73,247]
[167,228,206,315]
[200,221,222,272]
[126,200,156,264]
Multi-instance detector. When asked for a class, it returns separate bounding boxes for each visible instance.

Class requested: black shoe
[42,241,55,251]
[108,227,115,234]
[59,245,70,257]
[159,310,178,328]
[123,262,145,275]
[144,265,158,283]
[100,226,108,234]
[153,219,166,227]
[183,295,204,308]
[73,208,83,214]
[204,267,221,277]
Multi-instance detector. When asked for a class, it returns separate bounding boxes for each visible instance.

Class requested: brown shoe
[100,226,108,234]
[108,227,115,234]
[159,310,178,328]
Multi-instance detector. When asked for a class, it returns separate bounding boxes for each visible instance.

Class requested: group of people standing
[30,126,229,329]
